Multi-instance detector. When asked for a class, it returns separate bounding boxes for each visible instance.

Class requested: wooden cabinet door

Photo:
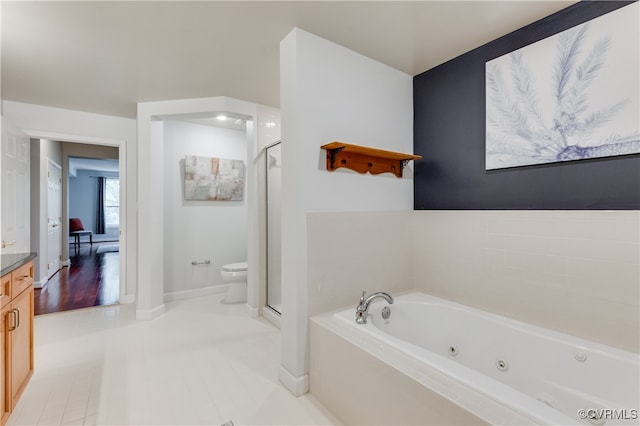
[1,303,10,426]
[10,264,32,300]
[0,274,10,311]
[9,287,33,408]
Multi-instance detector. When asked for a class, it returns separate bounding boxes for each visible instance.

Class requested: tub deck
[310,292,638,425]
[310,313,540,425]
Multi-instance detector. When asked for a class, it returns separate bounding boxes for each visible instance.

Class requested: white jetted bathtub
[313,292,638,425]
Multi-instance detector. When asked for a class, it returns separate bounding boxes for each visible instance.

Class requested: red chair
[69,218,93,247]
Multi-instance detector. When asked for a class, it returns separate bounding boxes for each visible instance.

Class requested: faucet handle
[359,291,366,303]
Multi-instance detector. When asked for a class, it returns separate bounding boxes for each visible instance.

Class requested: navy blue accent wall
[413,1,639,210]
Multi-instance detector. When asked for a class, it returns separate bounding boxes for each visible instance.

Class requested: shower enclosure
[266,142,282,314]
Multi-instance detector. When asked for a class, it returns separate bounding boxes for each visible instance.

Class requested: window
[105,178,120,227]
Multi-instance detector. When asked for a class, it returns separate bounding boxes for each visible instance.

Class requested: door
[47,161,62,278]
[1,118,30,253]
[266,142,282,314]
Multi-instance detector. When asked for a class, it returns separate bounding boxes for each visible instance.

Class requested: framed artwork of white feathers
[485,2,639,170]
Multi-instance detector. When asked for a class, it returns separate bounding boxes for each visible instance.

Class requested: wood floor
[34,242,119,315]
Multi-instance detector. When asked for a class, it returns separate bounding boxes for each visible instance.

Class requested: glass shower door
[266,142,282,314]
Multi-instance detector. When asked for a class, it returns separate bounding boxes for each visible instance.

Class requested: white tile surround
[307,211,414,317]
[307,209,638,425]
[8,294,338,426]
[307,210,639,353]
[412,210,639,353]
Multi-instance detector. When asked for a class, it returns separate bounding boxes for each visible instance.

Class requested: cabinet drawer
[10,262,33,297]
[0,274,10,309]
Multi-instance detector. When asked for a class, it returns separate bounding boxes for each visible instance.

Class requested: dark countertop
[1,252,37,277]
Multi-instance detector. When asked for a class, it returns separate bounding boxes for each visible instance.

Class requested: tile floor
[9,293,339,425]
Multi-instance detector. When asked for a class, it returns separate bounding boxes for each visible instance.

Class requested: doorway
[67,156,121,246]
[46,160,62,279]
[266,141,282,314]
[33,142,124,315]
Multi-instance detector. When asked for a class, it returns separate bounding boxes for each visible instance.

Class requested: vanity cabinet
[0,258,34,426]
[1,303,8,426]
[8,285,34,408]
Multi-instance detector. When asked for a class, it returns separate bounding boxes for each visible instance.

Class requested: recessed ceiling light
[216,114,228,121]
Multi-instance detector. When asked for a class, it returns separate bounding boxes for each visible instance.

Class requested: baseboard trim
[61,259,71,267]
[261,306,281,329]
[278,365,309,396]
[119,294,136,304]
[163,284,228,303]
[136,304,166,320]
[33,277,48,289]
[245,304,260,318]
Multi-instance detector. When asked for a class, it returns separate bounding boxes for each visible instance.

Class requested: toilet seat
[221,262,247,273]
[221,262,248,303]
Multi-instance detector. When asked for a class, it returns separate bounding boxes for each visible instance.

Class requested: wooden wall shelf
[320,142,421,178]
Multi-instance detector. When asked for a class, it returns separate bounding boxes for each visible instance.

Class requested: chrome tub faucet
[355,291,394,324]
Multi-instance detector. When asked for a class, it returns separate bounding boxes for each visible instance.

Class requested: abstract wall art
[485,2,639,170]
[184,155,245,201]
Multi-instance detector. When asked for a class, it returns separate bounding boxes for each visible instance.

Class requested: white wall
[136,97,258,320]
[3,101,136,302]
[30,138,62,286]
[162,120,248,297]
[279,28,413,394]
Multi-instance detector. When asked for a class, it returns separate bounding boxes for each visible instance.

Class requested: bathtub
[310,292,638,425]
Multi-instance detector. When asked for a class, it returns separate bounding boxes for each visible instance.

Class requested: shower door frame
[265,140,282,315]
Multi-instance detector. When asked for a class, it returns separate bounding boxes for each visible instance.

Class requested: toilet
[221,262,248,303]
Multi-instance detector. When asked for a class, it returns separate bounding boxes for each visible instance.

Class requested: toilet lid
[222,262,247,272]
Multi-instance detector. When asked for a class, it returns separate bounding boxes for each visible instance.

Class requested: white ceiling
[2,1,577,119]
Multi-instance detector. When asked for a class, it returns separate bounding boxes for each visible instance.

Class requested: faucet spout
[355,291,394,324]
